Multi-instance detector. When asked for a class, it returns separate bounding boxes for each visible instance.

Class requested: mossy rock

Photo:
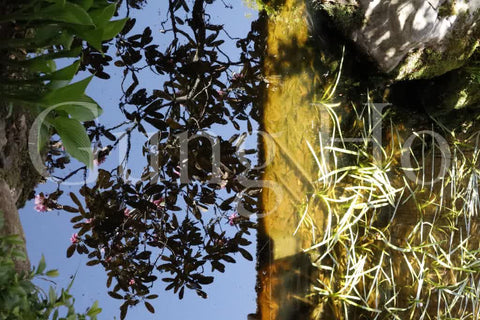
[389,58,480,114]
[311,0,480,81]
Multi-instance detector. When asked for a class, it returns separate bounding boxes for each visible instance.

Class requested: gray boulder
[315,0,480,80]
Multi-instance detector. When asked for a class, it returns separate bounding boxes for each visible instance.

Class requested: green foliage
[0,0,127,167]
[466,63,480,84]
[50,116,93,167]
[0,231,102,319]
[242,0,278,15]
[46,1,264,317]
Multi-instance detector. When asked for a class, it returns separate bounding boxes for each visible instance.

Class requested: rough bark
[0,108,41,274]
[0,0,42,275]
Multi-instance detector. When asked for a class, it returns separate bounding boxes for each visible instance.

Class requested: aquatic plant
[299,88,480,319]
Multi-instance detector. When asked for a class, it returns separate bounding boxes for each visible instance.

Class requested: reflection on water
[256,0,480,319]
[10,0,480,318]
[258,0,327,318]
[21,1,262,319]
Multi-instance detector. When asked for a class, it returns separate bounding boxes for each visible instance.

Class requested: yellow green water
[257,1,480,319]
[258,0,325,318]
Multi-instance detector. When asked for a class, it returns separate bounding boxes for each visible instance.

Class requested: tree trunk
[0,1,42,275]
[0,108,41,274]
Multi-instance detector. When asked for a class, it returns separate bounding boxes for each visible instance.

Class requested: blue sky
[20,1,259,319]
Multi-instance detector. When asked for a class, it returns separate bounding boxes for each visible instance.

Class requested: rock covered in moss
[389,66,480,113]
[432,67,480,111]
[312,0,480,80]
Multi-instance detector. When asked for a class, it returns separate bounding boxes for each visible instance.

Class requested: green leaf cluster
[0,222,102,319]
[0,0,127,166]
[0,0,128,52]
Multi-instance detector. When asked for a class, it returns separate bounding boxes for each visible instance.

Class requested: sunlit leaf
[73,0,93,10]
[49,286,56,304]
[37,122,51,152]
[51,117,92,167]
[69,25,103,52]
[30,3,94,25]
[36,255,46,274]
[101,18,129,40]
[41,76,93,106]
[55,96,103,121]
[88,3,116,28]
[41,60,80,81]
[46,269,60,277]
[86,301,102,316]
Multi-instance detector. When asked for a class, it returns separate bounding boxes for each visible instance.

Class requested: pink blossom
[232,72,244,81]
[173,166,181,176]
[85,218,93,224]
[34,194,48,212]
[34,194,43,205]
[214,238,226,246]
[124,208,131,217]
[93,156,106,166]
[228,212,239,226]
[129,279,135,286]
[217,90,228,100]
[218,179,227,189]
[70,233,79,244]
[104,251,112,263]
[93,147,109,166]
[152,198,165,208]
[34,203,47,212]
